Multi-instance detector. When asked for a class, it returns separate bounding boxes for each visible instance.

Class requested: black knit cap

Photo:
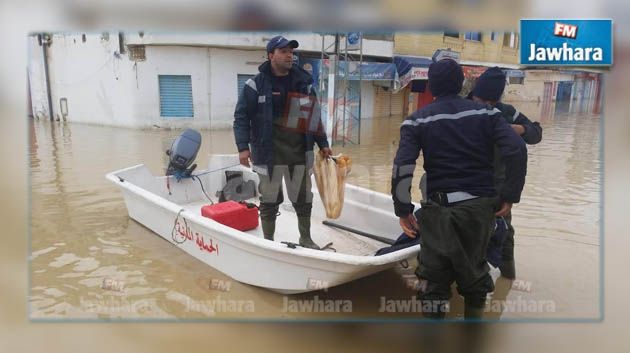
[428,59,464,97]
[472,66,506,101]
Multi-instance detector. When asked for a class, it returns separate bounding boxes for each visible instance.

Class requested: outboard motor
[166,129,201,178]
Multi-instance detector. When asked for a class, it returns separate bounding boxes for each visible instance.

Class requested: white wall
[34,33,215,129]
[133,45,211,129]
[42,33,138,126]
[207,48,267,128]
[29,33,388,129]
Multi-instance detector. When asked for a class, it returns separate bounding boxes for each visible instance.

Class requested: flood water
[29,99,601,320]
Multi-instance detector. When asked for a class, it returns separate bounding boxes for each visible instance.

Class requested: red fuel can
[201,201,259,231]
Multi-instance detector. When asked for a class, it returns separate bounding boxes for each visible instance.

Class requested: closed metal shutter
[159,75,193,118]
[373,86,391,118]
[237,74,255,97]
[390,90,404,118]
[373,86,404,118]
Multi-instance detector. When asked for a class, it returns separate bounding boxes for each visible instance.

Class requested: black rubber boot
[420,300,447,320]
[499,260,516,279]
[298,217,320,250]
[464,297,486,320]
[261,219,275,241]
[464,305,485,320]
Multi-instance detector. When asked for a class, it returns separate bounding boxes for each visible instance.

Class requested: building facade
[392,31,604,118]
[27,32,397,130]
[27,31,605,135]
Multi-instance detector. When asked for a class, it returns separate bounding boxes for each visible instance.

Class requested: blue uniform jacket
[391,94,528,217]
[494,102,543,144]
[492,101,542,191]
[233,61,329,174]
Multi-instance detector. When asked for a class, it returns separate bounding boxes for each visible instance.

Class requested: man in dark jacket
[471,67,543,279]
[391,59,528,320]
[233,35,332,249]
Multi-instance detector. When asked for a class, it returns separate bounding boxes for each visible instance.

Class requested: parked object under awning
[393,55,433,90]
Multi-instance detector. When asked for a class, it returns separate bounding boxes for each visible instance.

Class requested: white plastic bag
[314,152,352,219]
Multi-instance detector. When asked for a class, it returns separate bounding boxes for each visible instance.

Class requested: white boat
[106,154,420,294]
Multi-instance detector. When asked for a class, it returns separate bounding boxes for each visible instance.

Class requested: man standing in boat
[391,58,528,320]
[233,35,332,250]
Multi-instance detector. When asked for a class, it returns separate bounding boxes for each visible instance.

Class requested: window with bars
[128,45,146,61]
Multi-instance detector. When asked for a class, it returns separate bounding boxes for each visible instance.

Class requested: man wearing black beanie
[473,66,506,102]
[427,58,465,97]
[471,67,543,279]
[391,59,528,320]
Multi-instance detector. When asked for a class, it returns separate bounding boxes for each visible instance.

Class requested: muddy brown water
[29,100,600,320]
